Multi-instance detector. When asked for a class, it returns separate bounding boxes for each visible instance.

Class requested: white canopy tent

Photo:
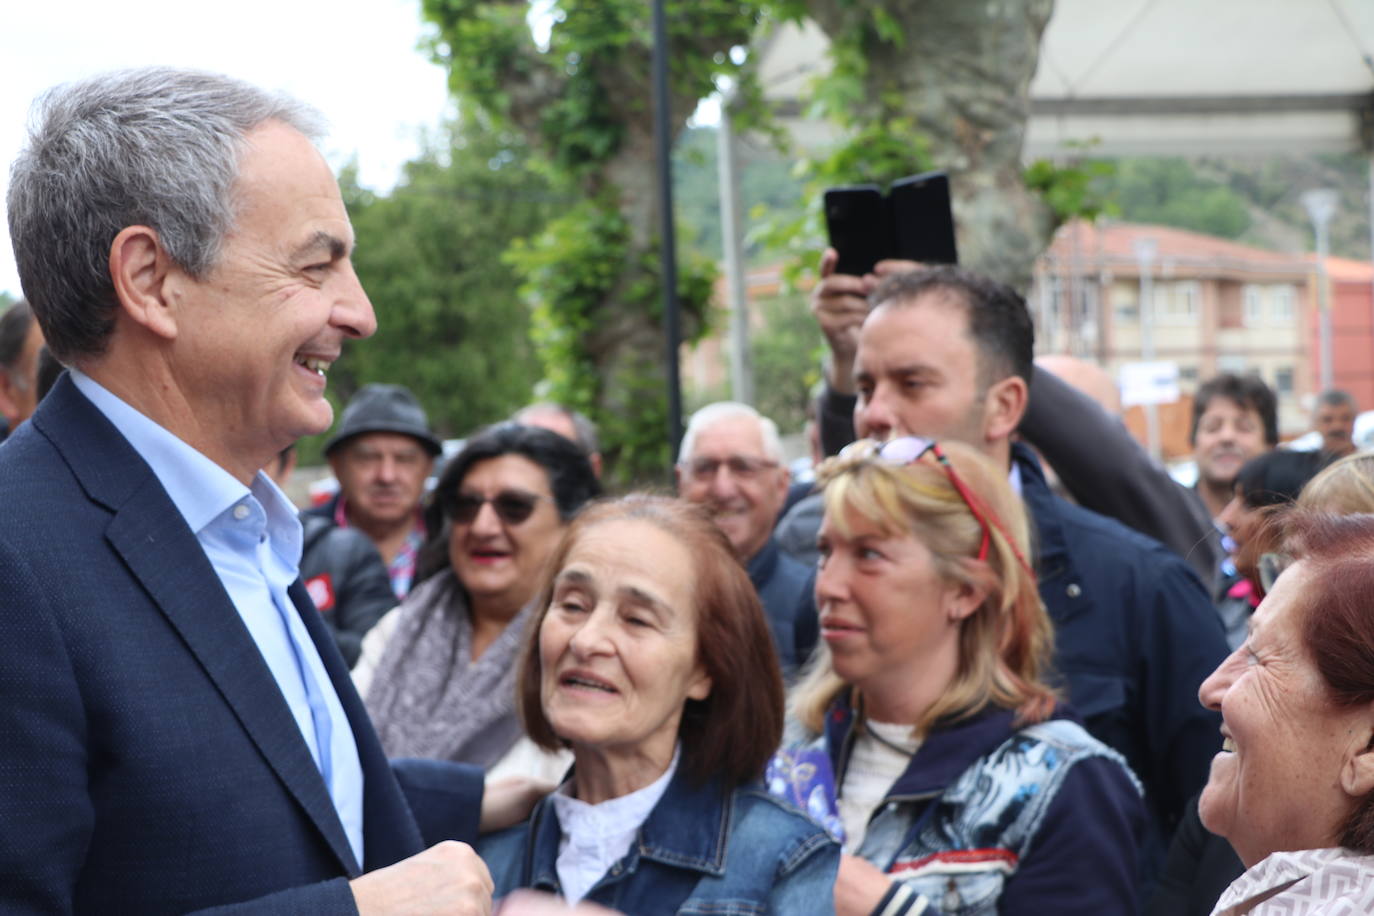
[1026,0,1374,158]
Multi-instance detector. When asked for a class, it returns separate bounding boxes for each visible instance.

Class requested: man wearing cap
[309,383,442,600]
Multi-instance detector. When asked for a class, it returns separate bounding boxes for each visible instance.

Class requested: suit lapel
[40,377,361,874]
[289,580,424,869]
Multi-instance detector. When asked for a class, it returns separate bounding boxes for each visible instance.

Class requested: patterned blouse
[1211,847,1374,915]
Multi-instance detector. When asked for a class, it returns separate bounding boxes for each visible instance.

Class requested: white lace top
[550,748,680,904]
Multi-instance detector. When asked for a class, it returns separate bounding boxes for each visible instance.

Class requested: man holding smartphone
[805,250,1228,906]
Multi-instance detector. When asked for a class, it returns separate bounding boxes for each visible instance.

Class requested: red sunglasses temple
[928,443,1026,570]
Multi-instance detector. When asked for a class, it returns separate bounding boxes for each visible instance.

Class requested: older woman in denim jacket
[478,495,838,914]
[770,438,1145,915]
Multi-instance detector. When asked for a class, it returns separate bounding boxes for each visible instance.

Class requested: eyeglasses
[839,436,1031,571]
[680,455,779,483]
[446,489,547,525]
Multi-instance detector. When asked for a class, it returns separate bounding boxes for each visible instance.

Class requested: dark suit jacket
[0,376,475,914]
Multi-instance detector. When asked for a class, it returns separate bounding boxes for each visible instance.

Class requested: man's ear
[983,375,1029,444]
[1340,708,1374,799]
[108,225,179,341]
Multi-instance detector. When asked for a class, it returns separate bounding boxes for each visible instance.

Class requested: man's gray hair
[7,67,326,362]
[678,401,783,465]
[513,402,600,456]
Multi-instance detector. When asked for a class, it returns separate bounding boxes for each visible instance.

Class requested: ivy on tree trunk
[805,0,1057,292]
[421,0,797,483]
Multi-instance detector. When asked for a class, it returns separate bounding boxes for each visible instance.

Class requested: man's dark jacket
[0,377,479,914]
[747,537,818,675]
[1013,442,1225,870]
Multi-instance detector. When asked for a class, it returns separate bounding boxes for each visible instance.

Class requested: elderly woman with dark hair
[1194,512,1374,914]
[354,423,599,781]
[478,495,839,913]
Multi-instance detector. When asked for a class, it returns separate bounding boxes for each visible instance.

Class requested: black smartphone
[823,185,888,277]
[823,170,958,276]
[889,171,958,266]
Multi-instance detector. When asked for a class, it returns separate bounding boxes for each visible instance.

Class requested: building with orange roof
[1311,255,1374,409]
[1031,220,1374,454]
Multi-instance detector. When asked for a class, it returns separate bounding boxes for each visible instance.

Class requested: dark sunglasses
[839,436,1032,572]
[446,490,546,525]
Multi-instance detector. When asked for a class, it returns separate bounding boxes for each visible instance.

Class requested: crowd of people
[4,65,1374,916]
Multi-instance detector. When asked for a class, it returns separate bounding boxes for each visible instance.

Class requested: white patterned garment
[550,749,679,905]
[1211,847,1374,915]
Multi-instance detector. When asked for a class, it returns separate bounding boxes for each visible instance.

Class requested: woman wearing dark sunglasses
[771,437,1144,916]
[354,423,600,782]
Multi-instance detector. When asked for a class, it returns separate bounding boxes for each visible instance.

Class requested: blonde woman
[772,437,1144,916]
[1298,452,1374,514]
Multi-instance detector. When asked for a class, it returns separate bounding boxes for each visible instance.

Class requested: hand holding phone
[823,170,958,277]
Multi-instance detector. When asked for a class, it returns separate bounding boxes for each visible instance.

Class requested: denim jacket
[774,697,1144,915]
[477,766,839,915]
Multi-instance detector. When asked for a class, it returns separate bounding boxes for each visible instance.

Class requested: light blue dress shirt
[71,370,365,865]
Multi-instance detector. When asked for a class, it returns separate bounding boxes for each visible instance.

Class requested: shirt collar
[528,749,735,884]
[551,747,680,838]
[69,369,301,560]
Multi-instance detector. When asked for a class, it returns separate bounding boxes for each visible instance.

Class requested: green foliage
[296,117,557,466]
[672,126,805,262]
[509,197,628,408]
[1024,156,1119,225]
[0,290,14,310]
[752,1,949,290]
[754,112,934,289]
[422,0,798,484]
[1109,157,1251,239]
[509,193,717,483]
[749,293,823,435]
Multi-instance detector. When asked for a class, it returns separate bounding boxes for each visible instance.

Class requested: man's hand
[835,853,895,916]
[811,249,926,394]
[351,841,494,915]
[480,777,554,834]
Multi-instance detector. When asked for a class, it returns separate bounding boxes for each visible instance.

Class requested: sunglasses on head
[839,436,1032,572]
[447,489,546,525]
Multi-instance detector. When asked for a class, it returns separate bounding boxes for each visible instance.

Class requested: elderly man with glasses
[676,402,817,676]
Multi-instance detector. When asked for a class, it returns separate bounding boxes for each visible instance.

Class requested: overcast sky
[0,0,456,298]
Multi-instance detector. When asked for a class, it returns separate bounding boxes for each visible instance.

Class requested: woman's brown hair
[517,494,785,786]
[1282,512,1374,853]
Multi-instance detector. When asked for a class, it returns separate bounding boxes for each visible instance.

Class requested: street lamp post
[1134,237,1159,460]
[651,0,684,465]
[1301,188,1339,393]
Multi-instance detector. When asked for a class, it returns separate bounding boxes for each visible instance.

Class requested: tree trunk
[808,0,1057,291]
